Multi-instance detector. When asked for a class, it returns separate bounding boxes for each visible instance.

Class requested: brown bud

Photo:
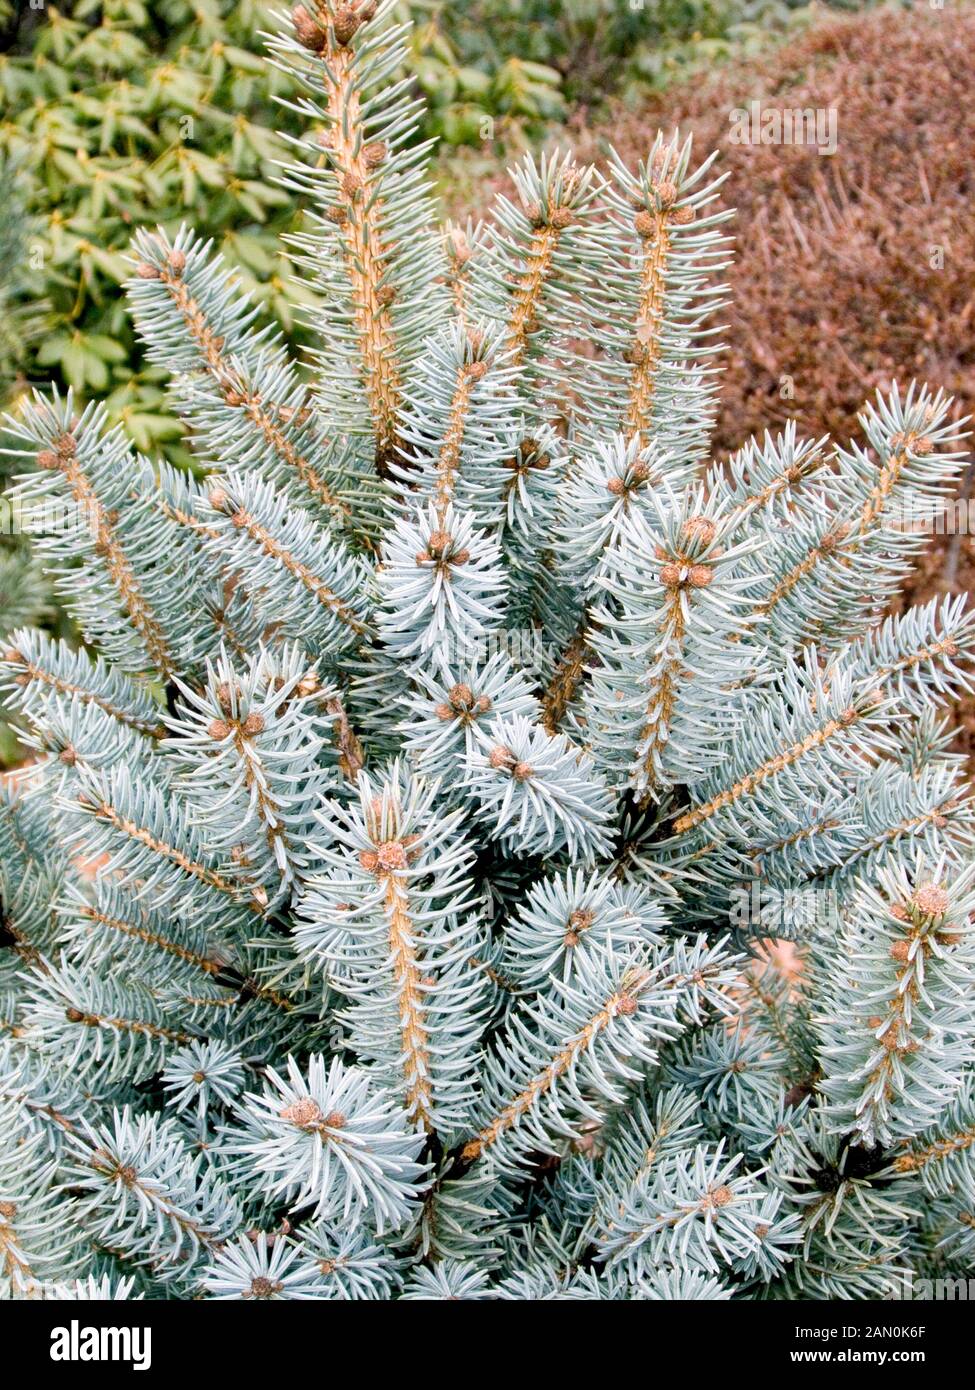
[606,477,626,496]
[889,940,911,962]
[634,209,657,239]
[36,450,59,471]
[135,262,160,279]
[376,285,397,306]
[292,4,327,50]
[326,204,348,226]
[332,6,360,45]
[242,712,265,736]
[654,180,678,208]
[659,563,682,588]
[168,248,186,275]
[376,840,408,871]
[363,141,388,167]
[489,745,514,769]
[684,516,717,545]
[819,525,850,553]
[671,204,695,225]
[341,171,362,200]
[524,201,544,226]
[208,487,230,512]
[512,761,533,781]
[55,434,76,459]
[358,850,378,872]
[687,564,713,589]
[208,719,230,741]
[913,884,950,918]
[325,1110,346,1129]
[427,529,451,556]
[912,435,934,456]
[618,994,638,1016]
[466,360,488,381]
[281,1097,323,1128]
[448,683,474,708]
[549,207,573,229]
[59,746,77,766]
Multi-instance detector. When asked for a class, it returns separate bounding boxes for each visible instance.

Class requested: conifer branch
[136,241,349,519]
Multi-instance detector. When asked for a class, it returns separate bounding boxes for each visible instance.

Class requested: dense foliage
[1,0,974,1302]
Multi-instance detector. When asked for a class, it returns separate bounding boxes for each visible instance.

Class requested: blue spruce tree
[1,0,973,1302]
